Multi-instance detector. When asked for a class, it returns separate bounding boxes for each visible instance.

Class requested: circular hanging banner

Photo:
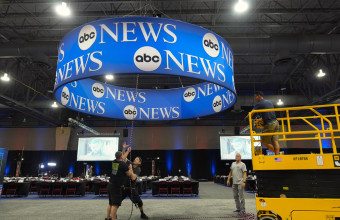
[54,17,236,120]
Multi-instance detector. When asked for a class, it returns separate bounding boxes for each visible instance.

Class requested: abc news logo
[123,105,137,120]
[78,25,97,51]
[212,95,222,113]
[79,32,95,43]
[61,86,70,105]
[183,87,196,102]
[203,39,219,51]
[134,46,162,72]
[202,33,220,58]
[92,83,105,98]
[135,54,160,63]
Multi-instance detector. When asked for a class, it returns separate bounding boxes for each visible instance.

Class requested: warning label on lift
[333,155,340,167]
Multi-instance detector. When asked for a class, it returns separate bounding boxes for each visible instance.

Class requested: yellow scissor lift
[248,104,340,220]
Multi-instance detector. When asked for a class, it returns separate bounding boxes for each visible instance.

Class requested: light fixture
[105,74,114,80]
[48,162,57,166]
[51,101,58,108]
[317,69,326,78]
[39,164,45,169]
[56,2,71,17]
[234,0,249,13]
[277,99,284,106]
[1,73,10,81]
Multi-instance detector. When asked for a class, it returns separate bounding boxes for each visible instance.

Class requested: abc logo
[123,105,137,120]
[78,25,97,51]
[61,86,70,105]
[92,83,105,98]
[202,33,220,58]
[212,95,222,112]
[134,46,162,72]
[183,87,196,102]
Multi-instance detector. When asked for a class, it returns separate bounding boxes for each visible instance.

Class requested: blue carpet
[1,190,200,200]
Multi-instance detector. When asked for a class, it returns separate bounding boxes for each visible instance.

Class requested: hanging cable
[127,74,140,220]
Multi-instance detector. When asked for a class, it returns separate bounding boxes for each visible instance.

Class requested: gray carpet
[0,182,256,220]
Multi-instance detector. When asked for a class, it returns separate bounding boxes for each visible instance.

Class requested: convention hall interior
[0,0,340,220]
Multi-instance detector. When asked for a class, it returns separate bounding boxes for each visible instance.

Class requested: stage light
[317,69,326,78]
[105,74,114,80]
[1,73,10,81]
[51,101,58,108]
[40,164,45,169]
[277,99,284,106]
[56,2,71,17]
[48,162,57,166]
[234,0,249,13]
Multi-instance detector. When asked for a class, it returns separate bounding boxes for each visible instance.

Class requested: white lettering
[164,50,184,71]
[89,51,103,71]
[99,23,119,43]
[163,24,177,43]
[122,22,137,42]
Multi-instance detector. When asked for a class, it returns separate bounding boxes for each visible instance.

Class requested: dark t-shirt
[254,99,277,124]
[124,160,141,187]
[109,160,129,186]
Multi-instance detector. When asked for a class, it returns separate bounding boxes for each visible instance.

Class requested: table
[151,180,199,196]
[2,181,86,197]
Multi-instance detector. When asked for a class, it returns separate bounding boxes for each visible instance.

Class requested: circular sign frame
[54,17,236,120]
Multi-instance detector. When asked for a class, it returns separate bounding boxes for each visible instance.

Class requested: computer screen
[77,137,119,161]
[220,136,260,160]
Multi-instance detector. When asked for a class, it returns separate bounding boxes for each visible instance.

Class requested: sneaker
[233,210,241,213]
[141,213,149,219]
[239,210,246,213]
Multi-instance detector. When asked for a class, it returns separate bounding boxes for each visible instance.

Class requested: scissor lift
[248,104,340,220]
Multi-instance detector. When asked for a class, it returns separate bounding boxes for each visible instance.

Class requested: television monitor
[220,136,260,160]
[77,137,119,161]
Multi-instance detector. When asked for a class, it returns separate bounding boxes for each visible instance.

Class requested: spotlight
[51,101,58,108]
[105,74,114,80]
[317,69,326,78]
[48,162,57,166]
[1,73,10,81]
[234,0,249,13]
[277,99,284,106]
[56,2,71,17]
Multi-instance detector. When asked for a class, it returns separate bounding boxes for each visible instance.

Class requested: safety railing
[248,104,340,156]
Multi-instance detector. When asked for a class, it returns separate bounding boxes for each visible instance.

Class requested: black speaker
[123,129,129,137]
[234,127,240,135]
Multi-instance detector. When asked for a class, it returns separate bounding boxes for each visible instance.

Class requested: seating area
[153,176,198,197]
[1,176,161,198]
[2,176,199,199]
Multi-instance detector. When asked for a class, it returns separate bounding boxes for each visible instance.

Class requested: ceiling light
[317,69,326,78]
[277,99,284,106]
[1,73,10,81]
[234,0,249,13]
[51,101,58,108]
[48,162,57,166]
[105,74,114,80]
[56,2,71,17]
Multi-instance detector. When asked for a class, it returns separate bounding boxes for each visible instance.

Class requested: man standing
[86,165,93,178]
[227,153,247,213]
[122,142,149,219]
[106,151,131,220]
[246,91,280,155]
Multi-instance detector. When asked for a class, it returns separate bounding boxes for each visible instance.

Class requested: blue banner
[0,148,8,199]
[54,17,236,120]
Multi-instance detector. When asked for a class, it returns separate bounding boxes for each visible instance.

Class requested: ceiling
[0,0,339,128]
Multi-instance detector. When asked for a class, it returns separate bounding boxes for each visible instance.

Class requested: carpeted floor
[0,182,256,220]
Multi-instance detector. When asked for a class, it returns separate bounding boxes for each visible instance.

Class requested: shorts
[262,120,279,143]
[108,183,122,206]
[121,187,143,207]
